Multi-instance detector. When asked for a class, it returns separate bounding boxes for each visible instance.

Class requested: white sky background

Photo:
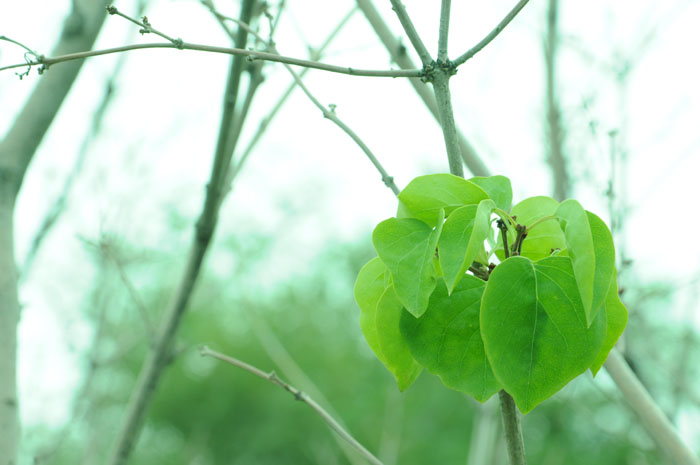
[2,0,700,457]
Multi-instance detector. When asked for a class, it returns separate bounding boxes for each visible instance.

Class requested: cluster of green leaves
[354,174,628,413]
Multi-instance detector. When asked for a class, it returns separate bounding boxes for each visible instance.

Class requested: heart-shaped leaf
[555,201,615,325]
[354,257,390,364]
[590,270,628,375]
[468,175,512,212]
[400,276,500,402]
[398,173,488,226]
[372,213,444,317]
[481,256,606,413]
[376,285,423,390]
[438,199,496,293]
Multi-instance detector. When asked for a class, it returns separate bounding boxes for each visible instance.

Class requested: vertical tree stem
[437,0,451,62]
[499,390,527,465]
[432,72,464,178]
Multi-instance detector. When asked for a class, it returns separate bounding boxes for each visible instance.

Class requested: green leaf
[554,201,615,325]
[372,213,444,317]
[354,257,390,364]
[590,271,628,375]
[398,173,488,226]
[469,175,512,211]
[438,199,496,293]
[586,211,616,324]
[514,196,564,260]
[495,196,564,261]
[400,276,500,402]
[376,285,423,390]
[481,256,606,413]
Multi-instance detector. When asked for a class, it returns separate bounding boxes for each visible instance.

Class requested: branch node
[106,5,118,15]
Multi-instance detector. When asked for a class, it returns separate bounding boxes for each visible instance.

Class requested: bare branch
[454,0,530,66]
[389,0,432,66]
[200,346,385,465]
[437,0,451,62]
[1,21,422,79]
[207,4,400,195]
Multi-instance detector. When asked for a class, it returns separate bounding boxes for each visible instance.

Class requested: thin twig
[0,41,422,78]
[389,0,432,66]
[207,4,400,195]
[248,311,366,465]
[200,346,385,465]
[106,6,183,47]
[604,349,700,465]
[102,244,156,343]
[437,0,451,62]
[226,8,357,186]
[453,0,531,66]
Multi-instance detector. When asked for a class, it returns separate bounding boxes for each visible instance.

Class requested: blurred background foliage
[22,231,687,464]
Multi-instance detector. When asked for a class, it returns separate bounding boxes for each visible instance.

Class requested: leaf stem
[499,390,527,465]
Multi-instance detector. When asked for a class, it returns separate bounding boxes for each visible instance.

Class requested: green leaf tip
[438,199,495,294]
[397,173,488,226]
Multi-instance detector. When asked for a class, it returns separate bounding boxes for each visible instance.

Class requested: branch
[432,72,464,177]
[604,349,700,465]
[106,2,259,463]
[453,0,531,66]
[437,0,451,62]
[356,0,490,176]
[389,0,432,66]
[200,346,385,465]
[0,26,422,79]
[248,311,367,465]
[207,4,400,196]
[223,8,357,189]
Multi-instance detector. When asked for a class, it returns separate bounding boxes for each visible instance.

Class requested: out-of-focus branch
[356,0,490,176]
[200,346,385,465]
[249,311,367,465]
[0,2,110,463]
[208,4,400,195]
[106,2,259,464]
[544,0,569,201]
[604,348,700,465]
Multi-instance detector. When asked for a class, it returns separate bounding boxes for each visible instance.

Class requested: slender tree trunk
[0,2,110,463]
[0,195,19,465]
[544,0,569,201]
